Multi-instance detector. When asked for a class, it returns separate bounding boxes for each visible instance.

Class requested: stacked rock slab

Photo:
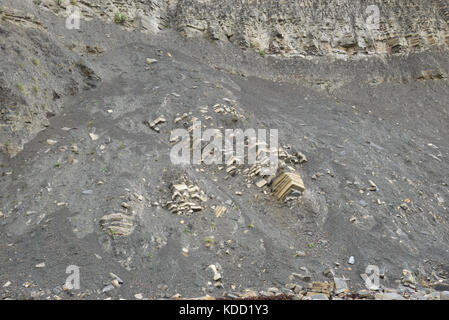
[166,182,207,215]
[100,213,135,236]
[272,172,305,201]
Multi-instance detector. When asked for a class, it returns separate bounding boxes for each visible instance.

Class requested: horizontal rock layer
[38,0,449,57]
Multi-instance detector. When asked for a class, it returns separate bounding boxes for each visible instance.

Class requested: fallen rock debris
[271,172,305,200]
[165,182,207,215]
[147,116,166,132]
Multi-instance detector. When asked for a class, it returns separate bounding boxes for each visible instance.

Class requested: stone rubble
[147,115,166,132]
[213,103,245,120]
[164,182,207,215]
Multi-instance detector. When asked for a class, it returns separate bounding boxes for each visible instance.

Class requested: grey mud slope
[0,1,449,300]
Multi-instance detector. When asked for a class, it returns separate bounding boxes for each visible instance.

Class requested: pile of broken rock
[165,182,207,215]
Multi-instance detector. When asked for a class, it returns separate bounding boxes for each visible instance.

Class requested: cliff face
[38,0,449,57]
[175,0,449,56]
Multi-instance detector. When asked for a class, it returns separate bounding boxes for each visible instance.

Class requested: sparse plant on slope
[114,12,127,24]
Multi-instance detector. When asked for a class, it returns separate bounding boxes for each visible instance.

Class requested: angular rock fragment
[147,116,166,132]
[207,264,222,281]
[215,206,227,217]
[271,172,305,200]
[375,292,406,300]
[46,139,57,145]
[401,269,417,288]
[334,278,349,296]
[174,113,188,123]
[295,151,308,163]
[309,281,333,296]
[145,58,158,65]
[226,166,238,176]
[368,180,377,191]
[100,213,135,236]
[255,179,268,188]
[306,293,329,300]
[348,256,355,264]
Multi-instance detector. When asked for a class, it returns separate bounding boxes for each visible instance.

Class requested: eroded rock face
[39,0,171,33]
[34,0,449,57]
[173,0,449,57]
[0,7,100,157]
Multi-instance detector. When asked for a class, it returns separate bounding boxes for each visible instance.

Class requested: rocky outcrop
[39,0,171,33]
[0,5,100,157]
[33,0,449,58]
[173,0,449,57]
